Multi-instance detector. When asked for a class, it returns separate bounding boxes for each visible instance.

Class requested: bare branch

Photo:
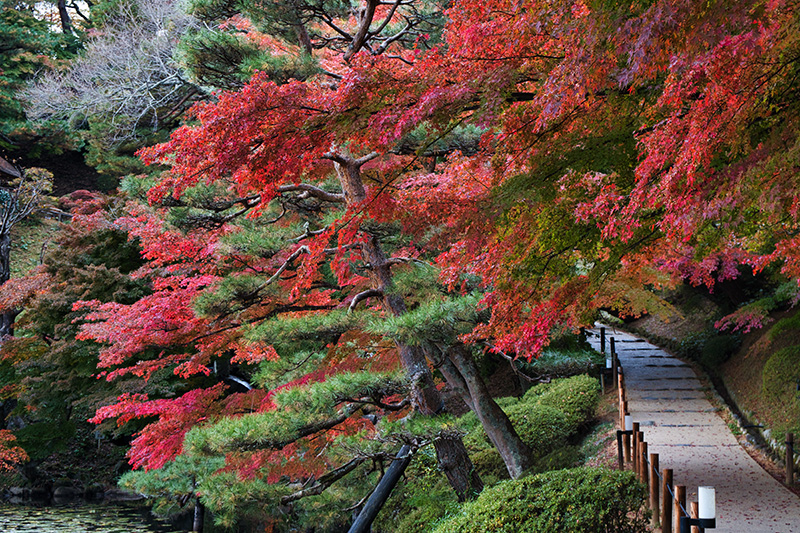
[265,246,310,286]
[384,257,431,268]
[291,226,328,243]
[280,457,366,504]
[354,152,380,166]
[369,0,402,38]
[278,183,345,203]
[348,289,384,313]
[323,151,379,168]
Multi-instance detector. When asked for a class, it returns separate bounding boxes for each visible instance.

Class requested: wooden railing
[597,328,719,533]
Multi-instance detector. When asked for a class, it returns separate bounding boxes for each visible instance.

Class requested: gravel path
[587,326,800,533]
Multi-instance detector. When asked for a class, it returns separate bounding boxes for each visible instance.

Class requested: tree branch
[278,183,345,203]
[265,246,310,286]
[280,456,366,504]
[344,0,379,62]
[348,289,384,313]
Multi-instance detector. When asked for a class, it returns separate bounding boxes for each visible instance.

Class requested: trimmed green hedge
[525,374,600,429]
[503,403,572,456]
[433,467,649,533]
[464,375,601,478]
[377,375,603,532]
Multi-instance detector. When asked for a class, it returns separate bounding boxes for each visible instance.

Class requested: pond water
[0,503,186,532]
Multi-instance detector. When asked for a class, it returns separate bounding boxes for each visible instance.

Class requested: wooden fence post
[650,453,659,527]
[641,440,648,486]
[690,501,699,533]
[675,485,686,533]
[611,336,617,386]
[661,469,672,533]
[632,423,640,471]
[787,432,795,485]
[600,327,606,353]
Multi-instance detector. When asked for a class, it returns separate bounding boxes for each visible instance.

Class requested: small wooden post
[619,400,627,430]
[601,327,606,353]
[787,433,795,485]
[661,469,673,533]
[641,441,648,486]
[611,337,618,387]
[650,453,660,526]
[675,485,686,533]
[690,501,700,533]
[632,423,640,470]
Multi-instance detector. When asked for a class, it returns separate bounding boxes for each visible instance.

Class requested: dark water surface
[0,503,186,532]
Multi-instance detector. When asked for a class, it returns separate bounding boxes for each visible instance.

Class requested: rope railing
[593,328,717,533]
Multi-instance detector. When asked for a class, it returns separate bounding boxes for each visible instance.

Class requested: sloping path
[587,326,800,532]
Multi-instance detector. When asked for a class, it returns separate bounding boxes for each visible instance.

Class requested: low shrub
[516,349,603,378]
[529,374,601,429]
[502,403,572,457]
[677,329,741,369]
[530,444,582,474]
[469,447,506,481]
[432,467,649,533]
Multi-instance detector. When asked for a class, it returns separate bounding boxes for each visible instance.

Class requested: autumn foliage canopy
[2,0,799,526]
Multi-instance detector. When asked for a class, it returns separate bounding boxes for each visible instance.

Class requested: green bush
[465,376,600,462]
[516,349,603,378]
[433,467,649,533]
[763,345,800,399]
[677,329,741,369]
[530,375,601,429]
[503,403,572,456]
[380,376,604,532]
[469,447,507,481]
[530,445,582,474]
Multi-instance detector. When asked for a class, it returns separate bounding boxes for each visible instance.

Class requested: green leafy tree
[0,194,157,483]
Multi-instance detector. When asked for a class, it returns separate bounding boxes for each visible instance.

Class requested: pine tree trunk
[0,232,13,338]
[333,155,483,501]
[348,445,413,533]
[447,345,534,478]
[193,498,205,532]
[332,151,531,489]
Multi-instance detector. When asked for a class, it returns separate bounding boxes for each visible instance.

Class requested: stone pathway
[587,326,800,533]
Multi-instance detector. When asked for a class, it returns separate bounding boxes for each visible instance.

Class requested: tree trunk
[193,498,205,532]
[331,151,532,487]
[57,0,73,34]
[348,445,413,533]
[333,155,483,501]
[447,345,534,478]
[0,232,13,338]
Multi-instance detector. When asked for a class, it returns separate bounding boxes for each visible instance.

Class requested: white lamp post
[681,486,716,532]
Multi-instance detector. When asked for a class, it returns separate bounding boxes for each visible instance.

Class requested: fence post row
[608,331,717,533]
